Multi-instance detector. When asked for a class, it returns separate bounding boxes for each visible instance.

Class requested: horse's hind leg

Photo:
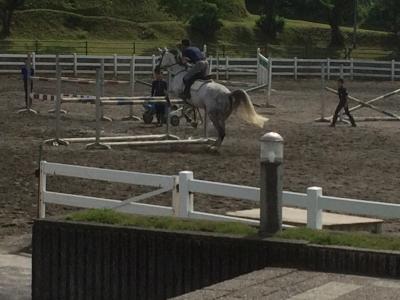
[208,111,225,148]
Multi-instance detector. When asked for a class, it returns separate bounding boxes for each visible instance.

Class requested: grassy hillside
[24,0,172,22]
[1,0,391,58]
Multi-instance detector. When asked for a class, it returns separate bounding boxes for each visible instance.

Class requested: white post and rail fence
[38,132,400,234]
[1,53,399,81]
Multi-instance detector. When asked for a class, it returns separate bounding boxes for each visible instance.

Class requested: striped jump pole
[31,93,93,102]
[31,76,130,85]
[100,99,183,105]
[62,96,182,102]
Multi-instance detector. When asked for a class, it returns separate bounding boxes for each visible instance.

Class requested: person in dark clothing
[151,67,168,126]
[330,79,357,127]
[21,59,34,108]
[180,39,209,100]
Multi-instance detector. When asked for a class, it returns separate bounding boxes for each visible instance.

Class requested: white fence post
[128,55,135,120]
[340,64,344,79]
[391,60,395,81]
[267,57,273,102]
[152,54,156,72]
[327,58,331,80]
[225,56,229,80]
[203,44,207,57]
[178,171,194,218]
[38,161,47,218]
[32,52,36,70]
[256,48,261,85]
[307,187,323,230]
[113,53,118,78]
[172,176,180,217]
[294,57,298,80]
[73,53,77,77]
[350,58,354,80]
[216,53,220,80]
[208,56,213,75]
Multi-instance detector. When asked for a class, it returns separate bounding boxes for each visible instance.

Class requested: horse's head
[156,47,180,70]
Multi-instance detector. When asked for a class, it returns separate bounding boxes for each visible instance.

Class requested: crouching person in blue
[21,59,34,108]
[151,67,168,126]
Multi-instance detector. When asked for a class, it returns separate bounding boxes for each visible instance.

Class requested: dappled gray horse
[158,49,268,149]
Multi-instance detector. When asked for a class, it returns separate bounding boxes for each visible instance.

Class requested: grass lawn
[3,9,392,59]
[66,209,400,252]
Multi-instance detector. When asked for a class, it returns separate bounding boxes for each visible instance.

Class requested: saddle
[191,76,213,92]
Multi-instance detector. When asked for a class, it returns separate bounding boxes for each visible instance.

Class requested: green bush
[189,2,223,43]
[256,14,285,40]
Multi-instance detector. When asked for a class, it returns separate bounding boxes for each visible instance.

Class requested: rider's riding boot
[183,84,191,100]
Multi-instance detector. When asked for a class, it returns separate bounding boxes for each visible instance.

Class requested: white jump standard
[45,69,215,149]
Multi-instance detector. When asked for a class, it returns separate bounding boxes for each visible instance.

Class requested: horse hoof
[207,145,220,153]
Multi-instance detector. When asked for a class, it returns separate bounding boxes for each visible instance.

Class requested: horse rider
[180,39,209,100]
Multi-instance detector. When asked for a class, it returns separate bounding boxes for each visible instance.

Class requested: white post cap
[260,132,284,163]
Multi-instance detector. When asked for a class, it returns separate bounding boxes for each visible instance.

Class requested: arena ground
[0,75,399,238]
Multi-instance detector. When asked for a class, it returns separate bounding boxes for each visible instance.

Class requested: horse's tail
[229,89,268,128]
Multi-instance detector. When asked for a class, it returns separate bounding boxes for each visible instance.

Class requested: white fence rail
[1,53,400,80]
[39,161,400,230]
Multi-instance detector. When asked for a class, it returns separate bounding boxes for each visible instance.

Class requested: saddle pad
[191,79,213,91]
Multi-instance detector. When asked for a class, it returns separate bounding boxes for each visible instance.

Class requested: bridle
[157,50,184,75]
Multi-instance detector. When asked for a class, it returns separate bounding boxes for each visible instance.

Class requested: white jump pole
[129,55,135,119]
[86,69,111,150]
[338,64,345,123]
[48,56,67,115]
[100,59,112,122]
[316,64,329,123]
[123,55,141,121]
[266,56,273,107]
[216,52,220,80]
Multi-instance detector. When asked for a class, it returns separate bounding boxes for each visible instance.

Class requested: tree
[256,0,285,40]
[365,0,400,34]
[0,0,25,37]
[318,0,348,47]
[189,2,223,43]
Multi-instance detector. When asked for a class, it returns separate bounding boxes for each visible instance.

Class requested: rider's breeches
[183,60,209,84]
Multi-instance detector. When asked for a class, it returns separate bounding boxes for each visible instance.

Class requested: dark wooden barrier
[32,219,400,300]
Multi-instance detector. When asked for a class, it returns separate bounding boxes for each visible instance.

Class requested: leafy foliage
[189,2,223,43]
[256,0,285,40]
[0,0,25,37]
[365,0,400,34]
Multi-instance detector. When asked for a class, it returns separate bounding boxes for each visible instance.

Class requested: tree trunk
[0,11,12,38]
[328,4,345,47]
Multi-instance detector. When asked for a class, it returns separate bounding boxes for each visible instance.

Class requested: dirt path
[1,76,399,237]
